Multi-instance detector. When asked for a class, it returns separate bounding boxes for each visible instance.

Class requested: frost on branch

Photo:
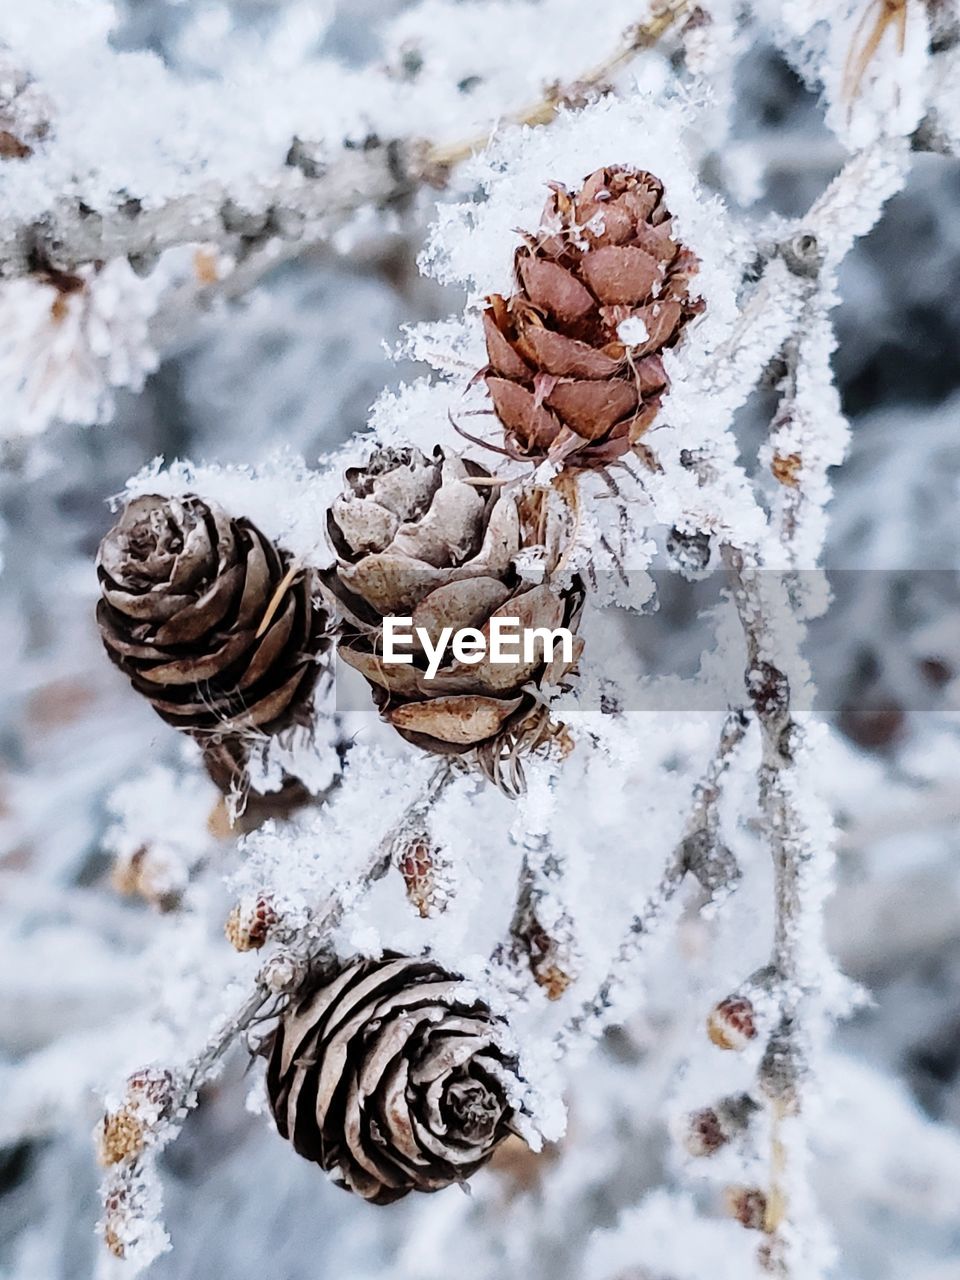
[754,0,946,150]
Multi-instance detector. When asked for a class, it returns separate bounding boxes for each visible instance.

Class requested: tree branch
[0,3,689,281]
[0,142,415,280]
[426,0,690,170]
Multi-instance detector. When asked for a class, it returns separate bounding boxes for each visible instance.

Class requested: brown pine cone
[481,166,704,470]
[97,494,327,794]
[320,447,582,791]
[266,954,522,1202]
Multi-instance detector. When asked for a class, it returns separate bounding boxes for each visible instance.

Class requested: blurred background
[1,2,959,1278]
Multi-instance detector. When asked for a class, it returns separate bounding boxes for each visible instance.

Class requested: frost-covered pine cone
[265,954,522,1203]
[321,446,582,790]
[482,166,703,469]
[97,494,327,794]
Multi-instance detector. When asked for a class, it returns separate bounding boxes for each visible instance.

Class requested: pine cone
[482,166,703,469]
[321,447,582,791]
[266,954,522,1202]
[97,494,327,794]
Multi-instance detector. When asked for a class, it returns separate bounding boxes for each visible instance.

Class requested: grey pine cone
[320,446,583,791]
[266,953,522,1203]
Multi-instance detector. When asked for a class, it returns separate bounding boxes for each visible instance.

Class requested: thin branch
[498,761,580,1000]
[98,757,461,1259]
[722,544,824,1270]
[556,708,748,1052]
[0,143,412,280]
[723,548,809,992]
[691,145,914,1274]
[426,0,690,170]
[556,850,686,1052]
[681,707,750,897]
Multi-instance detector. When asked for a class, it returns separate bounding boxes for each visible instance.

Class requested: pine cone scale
[546,379,639,438]
[579,244,664,304]
[341,553,445,614]
[234,532,279,627]
[487,378,559,447]
[342,1080,411,1193]
[518,257,595,322]
[410,576,513,641]
[150,563,244,644]
[237,596,300,687]
[634,300,684,352]
[99,585,193,623]
[132,661,312,731]
[125,630,257,687]
[517,326,621,378]
[482,309,531,378]
[221,666,315,733]
[388,693,525,745]
[337,644,423,695]
[275,967,362,1081]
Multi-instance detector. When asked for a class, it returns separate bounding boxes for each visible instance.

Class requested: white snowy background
[1,1,959,1279]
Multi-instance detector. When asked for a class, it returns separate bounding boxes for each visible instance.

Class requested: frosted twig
[556,850,685,1053]
[499,761,579,1000]
[679,708,749,898]
[723,544,826,1270]
[764,299,845,571]
[703,139,910,399]
[0,5,689,281]
[698,257,813,406]
[0,142,412,280]
[556,709,748,1052]
[194,759,457,1086]
[724,550,808,987]
[685,146,912,1272]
